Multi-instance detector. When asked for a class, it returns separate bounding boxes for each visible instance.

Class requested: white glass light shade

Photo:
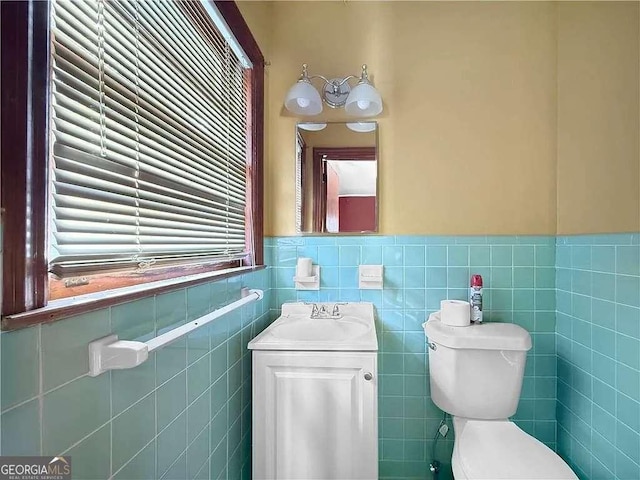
[298,123,327,131]
[344,83,383,117]
[346,122,376,133]
[284,81,323,116]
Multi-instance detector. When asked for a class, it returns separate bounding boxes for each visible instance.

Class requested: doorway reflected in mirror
[296,123,378,234]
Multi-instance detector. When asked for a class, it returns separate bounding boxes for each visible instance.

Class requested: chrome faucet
[308,303,327,318]
[308,303,346,319]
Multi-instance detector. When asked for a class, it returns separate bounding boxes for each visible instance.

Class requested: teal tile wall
[4,232,601,480]
[556,233,640,479]
[0,269,271,480]
[266,235,557,480]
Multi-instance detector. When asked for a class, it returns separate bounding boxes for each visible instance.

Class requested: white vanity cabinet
[248,302,379,480]
[252,350,378,480]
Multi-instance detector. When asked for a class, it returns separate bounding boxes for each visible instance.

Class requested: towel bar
[88,288,263,376]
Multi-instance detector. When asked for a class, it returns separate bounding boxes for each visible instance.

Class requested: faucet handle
[331,302,347,317]
[304,302,320,317]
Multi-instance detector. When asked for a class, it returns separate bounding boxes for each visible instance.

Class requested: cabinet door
[253,351,377,480]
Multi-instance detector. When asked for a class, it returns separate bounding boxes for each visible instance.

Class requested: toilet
[424,313,577,480]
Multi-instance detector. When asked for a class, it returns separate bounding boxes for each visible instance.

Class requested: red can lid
[471,274,483,287]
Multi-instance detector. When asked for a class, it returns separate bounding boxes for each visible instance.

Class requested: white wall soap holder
[359,265,384,289]
[294,265,320,290]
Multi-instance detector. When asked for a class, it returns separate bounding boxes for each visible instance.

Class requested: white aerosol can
[470,274,483,323]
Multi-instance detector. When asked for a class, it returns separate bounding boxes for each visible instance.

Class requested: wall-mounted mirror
[296,122,378,234]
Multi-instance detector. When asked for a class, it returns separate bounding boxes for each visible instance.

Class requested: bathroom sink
[272,316,370,342]
[248,303,378,351]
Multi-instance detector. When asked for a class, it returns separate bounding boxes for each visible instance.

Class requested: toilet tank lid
[423,312,531,351]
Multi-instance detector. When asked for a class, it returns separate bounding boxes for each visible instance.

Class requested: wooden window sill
[1,265,266,331]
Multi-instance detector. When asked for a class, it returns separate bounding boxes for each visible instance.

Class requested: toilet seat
[452,418,577,480]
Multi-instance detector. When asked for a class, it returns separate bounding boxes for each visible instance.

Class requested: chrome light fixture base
[322,78,351,108]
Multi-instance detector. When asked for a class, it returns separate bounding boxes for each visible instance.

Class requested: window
[0,0,264,328]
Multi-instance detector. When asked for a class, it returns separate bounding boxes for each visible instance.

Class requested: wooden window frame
[0,0,264,330]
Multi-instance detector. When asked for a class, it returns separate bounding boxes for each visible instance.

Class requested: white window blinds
[49,0,249,277]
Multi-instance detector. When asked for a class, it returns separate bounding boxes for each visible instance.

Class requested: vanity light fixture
[284,64,383,117]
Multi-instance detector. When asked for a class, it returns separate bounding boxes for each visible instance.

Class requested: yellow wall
[557,2,640,234]
[239,1,639,236]
[236,1,272,57]
[267,1,558,236]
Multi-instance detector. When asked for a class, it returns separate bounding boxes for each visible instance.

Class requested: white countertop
[248,302,378,351]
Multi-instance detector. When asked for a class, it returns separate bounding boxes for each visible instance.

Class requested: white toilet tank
[424,313,532,419]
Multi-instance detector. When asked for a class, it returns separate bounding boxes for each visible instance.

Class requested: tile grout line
[38,325,43,456]
[108,306,114,479]
[152,295,159,480]
[33,370,92,405]
[183,286,189,479]
[613,242,619,470]
[110,435,156,480]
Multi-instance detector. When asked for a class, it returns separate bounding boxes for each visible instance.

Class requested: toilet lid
[456,420,577,479]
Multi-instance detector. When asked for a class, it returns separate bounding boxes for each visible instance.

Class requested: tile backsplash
[267,235,557,479]
[556,233,640,479]
[0,269,271,480]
